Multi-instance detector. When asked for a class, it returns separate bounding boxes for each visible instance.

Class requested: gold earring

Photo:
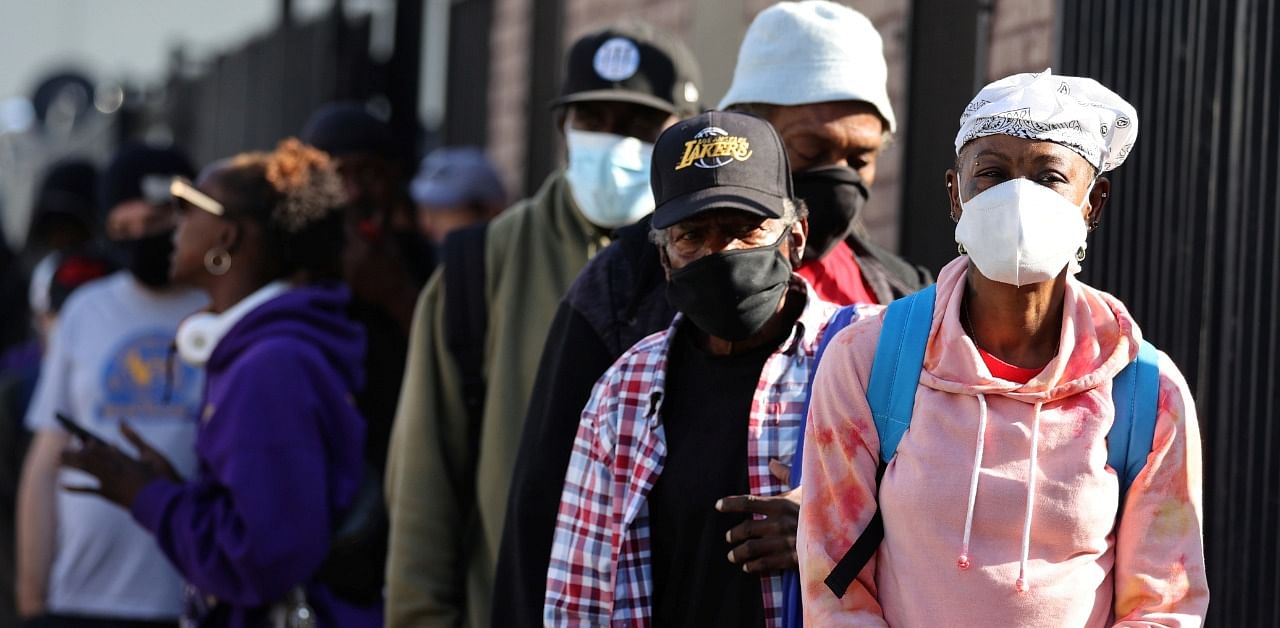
[204,248,232,276]
[958,242,967,256]
[1076,246,1087,262]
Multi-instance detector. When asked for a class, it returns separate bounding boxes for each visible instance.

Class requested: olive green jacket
[384,172,609,627]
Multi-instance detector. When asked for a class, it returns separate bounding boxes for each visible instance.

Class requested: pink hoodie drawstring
[957,393,989,571]
[1015,401,1046,593]
[957,395,1045,594]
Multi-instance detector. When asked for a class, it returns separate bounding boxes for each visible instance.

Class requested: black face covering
[665,232,794,341]
[118,228,175,288]
[792,165,869,263]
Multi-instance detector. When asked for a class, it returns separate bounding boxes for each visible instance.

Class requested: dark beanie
[300,102,399,160]
[99,143,196,216]
[32,159,98,227]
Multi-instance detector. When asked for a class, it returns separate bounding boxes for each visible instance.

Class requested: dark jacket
[130,284,381,628]
[490,217,931,627]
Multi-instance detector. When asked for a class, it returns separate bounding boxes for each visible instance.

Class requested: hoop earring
[204,248,232,276]
[957,242,967,256]
[1076,246,1087,262]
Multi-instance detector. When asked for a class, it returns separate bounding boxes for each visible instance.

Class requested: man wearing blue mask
[383,21,702,628]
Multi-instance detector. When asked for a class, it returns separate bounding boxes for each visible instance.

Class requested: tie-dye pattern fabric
[798,257,1207,627]
[544,281,843,626]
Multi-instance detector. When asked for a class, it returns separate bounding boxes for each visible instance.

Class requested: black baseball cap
[99,143,195,215]
[301,102,398,159]
[552,21,702,118]
[650,111,793,230]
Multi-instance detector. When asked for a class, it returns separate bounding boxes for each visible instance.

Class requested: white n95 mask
[564,128,655,229]
[955,178,1091,287]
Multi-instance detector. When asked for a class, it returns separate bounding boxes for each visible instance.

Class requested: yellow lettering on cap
[673,136,754,170]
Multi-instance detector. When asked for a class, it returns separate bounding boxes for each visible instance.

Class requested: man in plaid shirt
[545,111,869,626]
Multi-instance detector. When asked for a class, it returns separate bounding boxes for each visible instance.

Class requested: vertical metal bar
[1059,0,1280,621]
[522,0,565,196]
[898,0,984,273]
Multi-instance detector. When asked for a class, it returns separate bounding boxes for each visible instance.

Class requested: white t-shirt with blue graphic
[26,271,207,620]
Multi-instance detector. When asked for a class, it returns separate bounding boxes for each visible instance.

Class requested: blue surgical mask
[563,128,655,229]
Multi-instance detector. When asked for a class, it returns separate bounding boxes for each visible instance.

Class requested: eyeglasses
[170,177,224,217]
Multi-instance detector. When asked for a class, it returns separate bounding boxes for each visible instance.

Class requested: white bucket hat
[718,0,896,133]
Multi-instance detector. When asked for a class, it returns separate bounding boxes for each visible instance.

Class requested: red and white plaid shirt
[545,282,856,626]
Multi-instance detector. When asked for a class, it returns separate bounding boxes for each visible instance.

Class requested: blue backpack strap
[823,285,936,599]
[1107,339,1161,502]
[867,284,936,462]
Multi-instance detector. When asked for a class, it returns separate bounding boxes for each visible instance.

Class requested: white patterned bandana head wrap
[955,68,1138,173]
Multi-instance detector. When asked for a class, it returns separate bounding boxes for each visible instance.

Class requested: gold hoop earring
[204,248,232,276]
[1076,246,1087,262]
[957,242,967,256]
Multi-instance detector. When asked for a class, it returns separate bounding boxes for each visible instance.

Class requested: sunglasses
[169,177,225,217]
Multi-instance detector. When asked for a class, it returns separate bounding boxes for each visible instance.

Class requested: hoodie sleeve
[383,272,475,627]
[1111,353,1209,626]
[798,318,888,626]
[130,342,339,606]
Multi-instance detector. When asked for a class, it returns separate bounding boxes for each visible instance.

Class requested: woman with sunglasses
[61,139,380,627]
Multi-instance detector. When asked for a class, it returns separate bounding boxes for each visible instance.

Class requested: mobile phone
[55,412,107,445]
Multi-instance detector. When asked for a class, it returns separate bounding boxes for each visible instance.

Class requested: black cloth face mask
[118,228,175,288]
[792,165,869,262]
[665,231,793,341]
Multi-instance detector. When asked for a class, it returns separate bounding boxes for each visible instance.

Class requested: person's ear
[554,107,569,138]
[1085,176,1111,230]
[217,219,243,254]
[790,217,808,266]
[657,243,673,280]
[945,169,962,223]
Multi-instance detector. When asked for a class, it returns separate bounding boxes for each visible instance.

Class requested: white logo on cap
[593,37,641,82]
[683,81,700,104]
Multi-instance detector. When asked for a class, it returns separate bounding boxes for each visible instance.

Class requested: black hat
[100,143,195,215]
[32,158,97,224]
[28,159,99,247]
[650,111,793,230]
[553,21,702,118]
[301,102,399,160]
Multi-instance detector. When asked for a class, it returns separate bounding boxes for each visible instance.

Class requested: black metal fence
[161,8,416,168]
[1060,0,1280,623]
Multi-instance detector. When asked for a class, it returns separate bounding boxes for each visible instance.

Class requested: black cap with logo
[553,21,702,118]
[650,111,793,230]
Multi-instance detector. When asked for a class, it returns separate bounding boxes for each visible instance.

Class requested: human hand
[119,421,183,483]
[59,422,178,508]
[717,459,801,574]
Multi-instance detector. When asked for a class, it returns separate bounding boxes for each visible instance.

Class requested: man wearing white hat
[491,3,929,626]
[721,0,926,304]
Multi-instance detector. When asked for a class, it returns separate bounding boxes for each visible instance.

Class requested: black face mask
[665,232,794,341]
[792,165,869,263]
[118,228,175,288]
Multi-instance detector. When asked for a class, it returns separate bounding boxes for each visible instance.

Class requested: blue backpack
[781,285,1160,626]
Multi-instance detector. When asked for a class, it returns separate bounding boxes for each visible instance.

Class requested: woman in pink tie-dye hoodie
[798,70,1208,627]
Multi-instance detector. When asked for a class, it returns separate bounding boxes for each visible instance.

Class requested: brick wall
[485,0,531,193]
[987,0,1057,82]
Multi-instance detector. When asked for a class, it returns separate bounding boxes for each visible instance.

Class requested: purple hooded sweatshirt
[130,284,382,627]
